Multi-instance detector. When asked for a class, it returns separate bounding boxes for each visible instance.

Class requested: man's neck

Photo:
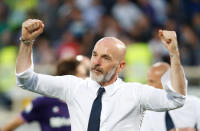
[99,75,118,87]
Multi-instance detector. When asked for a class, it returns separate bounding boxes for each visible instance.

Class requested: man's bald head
[90,37,126,86]
[149,62,170,77]
[94,37,126,62]
[147,62,170,89]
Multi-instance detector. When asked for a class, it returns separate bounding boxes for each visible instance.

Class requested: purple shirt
[21,97,71,131]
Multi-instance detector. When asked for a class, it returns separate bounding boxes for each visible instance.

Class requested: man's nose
[94,57,101,65]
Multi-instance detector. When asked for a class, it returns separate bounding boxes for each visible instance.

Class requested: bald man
[141,62,200,131]
[15,19,187,131]
[147,62,170,89]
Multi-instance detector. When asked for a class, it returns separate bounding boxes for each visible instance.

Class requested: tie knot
[97,87,105,96]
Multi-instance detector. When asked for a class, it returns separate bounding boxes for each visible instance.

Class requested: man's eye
[104,57,110,60]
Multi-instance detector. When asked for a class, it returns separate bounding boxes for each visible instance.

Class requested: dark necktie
[165,111,175,131]
[87,87,105,131]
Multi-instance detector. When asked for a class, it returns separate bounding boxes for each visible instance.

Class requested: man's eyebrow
[92,51,112,59]
[102,54,112,59]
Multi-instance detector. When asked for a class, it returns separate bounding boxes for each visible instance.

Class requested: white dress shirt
[16,68,187,131]
[141,95,200,131]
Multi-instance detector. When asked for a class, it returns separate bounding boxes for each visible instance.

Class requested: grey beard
[90,66,117,83]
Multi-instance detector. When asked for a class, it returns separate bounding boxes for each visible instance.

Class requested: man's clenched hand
[159,30,179,56]
[21,19,44,41]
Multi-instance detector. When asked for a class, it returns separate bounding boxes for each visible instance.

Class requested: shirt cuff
[16,67,34,87]
[161,68,188,97]
[16,67,33,78]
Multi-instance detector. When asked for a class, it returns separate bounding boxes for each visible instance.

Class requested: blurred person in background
[164,18,178,32]
[82,0,105,29]
[1,55,90,131]
[0,35,16,110]
[112,0,143,32]
[15,19,187,131]
[141,62,200,131]
[148,0,167,26]
[68,7,87,40]
[36,0,60,41]
[124,39,153,83]
[129,15,152,42]
[33,35,56,65]
[137,0,156,25]
[148,28,169,63]
[103,15,121,37]
[0,1,18,111]
[4,0,38,31]
[167,0,186,24]
[0,1,9,39]
[0,29,17,110]
[192,13,200,37]
[57,0,76,37]
[179,25,200,65]
[183,0,200,22]
[57,31,80,60]
[80,30,96,57]
[75,0,92,11]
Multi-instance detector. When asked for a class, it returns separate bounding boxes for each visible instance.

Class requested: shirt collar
[87,77,123,97]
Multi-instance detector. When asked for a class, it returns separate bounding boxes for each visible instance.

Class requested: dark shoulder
[32,96,66,107]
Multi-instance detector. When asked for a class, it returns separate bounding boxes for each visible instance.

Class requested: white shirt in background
[141,95,200,131]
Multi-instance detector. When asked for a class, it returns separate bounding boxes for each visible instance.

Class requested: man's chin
[90,72,104,83]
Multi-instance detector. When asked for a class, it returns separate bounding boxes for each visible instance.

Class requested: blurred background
[0,0,200,130]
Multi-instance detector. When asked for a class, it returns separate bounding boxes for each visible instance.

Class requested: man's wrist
[170,51,181,65]
[19,37,35,45]
[169,48,180,57]
[170,53,180,59]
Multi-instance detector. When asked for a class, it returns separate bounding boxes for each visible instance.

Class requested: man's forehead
[94,39,111,48]
[93,37,126,61]
[149,68,163,76]
[93,45,112,56]
[147,71,161,82]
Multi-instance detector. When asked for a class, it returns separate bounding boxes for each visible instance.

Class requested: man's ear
[120,61,126,69]
[117,61,126,73]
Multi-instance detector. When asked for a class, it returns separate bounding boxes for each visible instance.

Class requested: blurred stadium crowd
[1,0,200,66]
